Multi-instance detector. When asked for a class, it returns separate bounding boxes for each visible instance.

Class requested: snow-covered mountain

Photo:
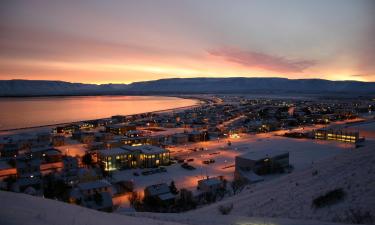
[1,78,375,96]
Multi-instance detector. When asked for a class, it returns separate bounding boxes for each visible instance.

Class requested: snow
[118,141,375,225]
[113,133,352,194]
[0,191,185,225]
[0,190,349,225]
[183,142,375,223]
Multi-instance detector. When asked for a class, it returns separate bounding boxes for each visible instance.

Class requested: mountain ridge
[0,77,374,96]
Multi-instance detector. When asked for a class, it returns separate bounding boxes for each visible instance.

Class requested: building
[52,135,65,147]
[98,145,170,171]
[197,177,224,194]
[235,150,289,179]
[171,133,189,144]
[121,135,166,146]
[0,142,19,158]
[106,124,136,135]
[28,146,62,162]
[188,131,209,142]
[72,131,95,144]
[15,158,42,192]
[70,179,113,212]
[314,128,360,143]
[144,183,176,204]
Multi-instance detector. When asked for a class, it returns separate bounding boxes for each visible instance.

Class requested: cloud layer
[208,48,315,73]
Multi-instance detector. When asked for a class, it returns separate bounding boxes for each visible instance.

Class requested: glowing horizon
[1,0,374,83]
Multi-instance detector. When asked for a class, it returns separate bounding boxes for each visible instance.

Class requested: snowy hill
[2,145,374,225]
[123,143,375,225]
[0,191,185,225]
[0,191,347,225]
[1,78,375,96]
[187,146,375,223]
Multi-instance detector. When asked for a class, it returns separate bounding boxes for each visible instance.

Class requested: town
[1,95,374,214]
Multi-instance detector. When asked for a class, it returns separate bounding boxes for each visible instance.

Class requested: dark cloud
[208,48,315,73]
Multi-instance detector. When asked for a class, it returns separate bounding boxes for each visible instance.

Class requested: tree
[231,179,246,195]
[94,192,103,205]
[177,188,196,211]
[169,181,178,194]
[128,191,142,208]
[82,153,93,167]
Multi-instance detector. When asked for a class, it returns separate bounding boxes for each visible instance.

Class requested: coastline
[0,95,206,135]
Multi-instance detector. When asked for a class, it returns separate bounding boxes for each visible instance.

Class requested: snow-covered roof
[237,170,264,183]
[98,148,129,157]
[158,192,176,201]
[239,150,289,161]
[198,177,222,186]
[77,179,111,191]
[145,183,170,196]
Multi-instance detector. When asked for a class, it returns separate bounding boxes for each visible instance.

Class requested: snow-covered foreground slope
[124,142,375,225]
[0,191,346,225]
[1,143,374,225]
[0,191,185,225]
[186,142,375,223]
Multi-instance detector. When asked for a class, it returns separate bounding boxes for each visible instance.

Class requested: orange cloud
[208,47,315,73]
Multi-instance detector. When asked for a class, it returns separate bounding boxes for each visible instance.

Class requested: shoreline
[0,95,206,134]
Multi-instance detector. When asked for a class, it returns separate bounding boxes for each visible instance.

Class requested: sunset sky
[1,0,374,84]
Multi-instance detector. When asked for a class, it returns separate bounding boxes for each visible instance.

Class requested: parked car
[181,163,196,170]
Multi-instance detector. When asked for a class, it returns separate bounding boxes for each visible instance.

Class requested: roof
[158,192,176,201]
[145,183,170,196]
[239,150,289,161]
[198,177,222,186]
[237,170,264,183]
[135,145,167,154]
[172,133,188,138]
[121,145,167,155]
[16,159,41,169]
[77,179,111,191]
[107,123,133,129]
[98,148,129,157]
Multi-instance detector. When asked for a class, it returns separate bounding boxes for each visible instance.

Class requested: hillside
[1,78,375,96]
[125,143,375,225]
[2,145,374,225]
[0,190,347,225]
[0,191,185,225]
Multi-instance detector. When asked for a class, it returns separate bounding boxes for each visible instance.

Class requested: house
[98,145,170,171]
[77,179,113,196]
[77,168,101,183]
[70,179,113,212]
[106,123,136,135]
[111,115,128,123]
[61,156,79,185]
[188,131,209,142]
[95,132,114,142]
[72,131,95,144]
[235,150,289,178]
[197,177,224,194]
[15,158,42,193]
[0,142,20,158]
[125,130,143,138]
[28,147,62,163]
[144,183,176,204]
[171,133,189,144]
[52,135,65,146]
[62,156,79,172]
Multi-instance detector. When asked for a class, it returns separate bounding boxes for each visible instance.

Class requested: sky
[0,0,374,84]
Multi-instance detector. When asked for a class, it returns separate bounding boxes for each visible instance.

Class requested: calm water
[0,96,198,130]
